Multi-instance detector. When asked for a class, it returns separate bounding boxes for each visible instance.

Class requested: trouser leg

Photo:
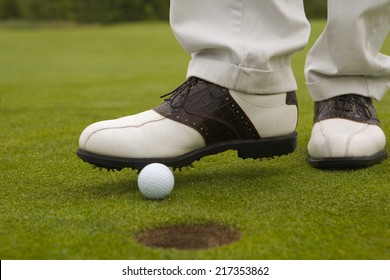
[306,0,389,168]
[170,0,310,94]
[305,0,390,101]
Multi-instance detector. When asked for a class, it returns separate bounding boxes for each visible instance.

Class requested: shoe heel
[237,133,297,159]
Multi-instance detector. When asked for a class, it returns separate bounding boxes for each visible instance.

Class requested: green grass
[0,21,389,260]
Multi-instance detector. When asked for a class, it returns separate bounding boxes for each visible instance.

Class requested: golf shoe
[78,77,299,170]
[308,94,387,168]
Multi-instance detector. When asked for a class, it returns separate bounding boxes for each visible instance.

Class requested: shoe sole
[77,132,297,171]
[307,150,387,169]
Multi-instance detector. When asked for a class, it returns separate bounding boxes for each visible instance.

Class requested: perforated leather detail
[154,78,260,145]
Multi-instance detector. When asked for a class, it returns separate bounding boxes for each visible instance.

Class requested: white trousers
[170,0,390,101]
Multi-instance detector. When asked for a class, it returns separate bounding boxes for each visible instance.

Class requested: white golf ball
[137,163,174,200]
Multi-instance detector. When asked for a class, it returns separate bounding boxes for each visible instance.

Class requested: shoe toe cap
[79,110,165,155]
[308,119,386,158]
[79,110,205,158]
[79,119,113,151]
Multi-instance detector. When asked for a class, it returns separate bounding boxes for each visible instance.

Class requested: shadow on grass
[70,149,389,203]
[83,161,299,200]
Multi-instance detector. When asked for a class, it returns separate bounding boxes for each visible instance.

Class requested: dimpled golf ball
[137,163,174,200]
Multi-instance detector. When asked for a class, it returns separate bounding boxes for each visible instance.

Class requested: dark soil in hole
[136,223,241,250]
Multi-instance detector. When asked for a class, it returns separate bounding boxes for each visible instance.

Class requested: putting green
[0,21,389,259]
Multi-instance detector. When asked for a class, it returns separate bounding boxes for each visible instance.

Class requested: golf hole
[136,223,241,250]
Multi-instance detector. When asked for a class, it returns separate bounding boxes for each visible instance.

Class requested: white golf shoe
[78,77,299,170]
[308,94,387,168]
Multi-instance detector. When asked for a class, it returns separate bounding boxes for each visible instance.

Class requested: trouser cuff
[187,58,298,94]
[307,76,389,101]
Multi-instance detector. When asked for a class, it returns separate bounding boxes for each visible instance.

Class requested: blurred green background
[0,0,327,23]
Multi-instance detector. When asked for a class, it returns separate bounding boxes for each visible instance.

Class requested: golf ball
[137,163,174,200]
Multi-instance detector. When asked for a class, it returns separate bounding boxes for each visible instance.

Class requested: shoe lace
[160,77,199,109]
[328,94,373,118]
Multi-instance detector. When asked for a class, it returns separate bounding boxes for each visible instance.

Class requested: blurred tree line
[0,0,326,23]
